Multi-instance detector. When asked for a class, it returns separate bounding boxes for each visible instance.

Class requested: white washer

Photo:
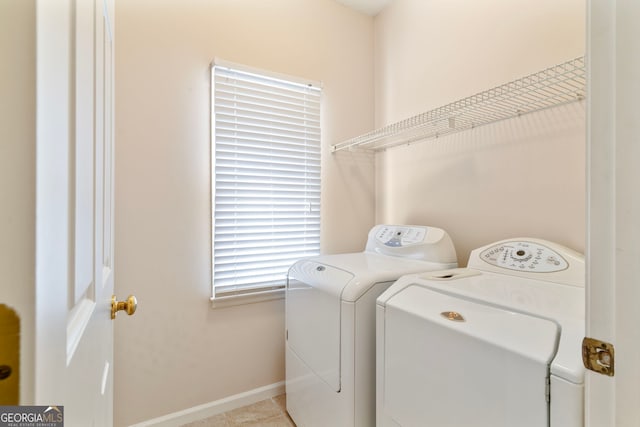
[286,224,458,427]
[376,238,585,427]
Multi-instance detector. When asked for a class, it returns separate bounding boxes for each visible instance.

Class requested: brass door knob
[111,295,137,319]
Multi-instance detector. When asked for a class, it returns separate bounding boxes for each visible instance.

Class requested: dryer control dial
[480,241,569,273]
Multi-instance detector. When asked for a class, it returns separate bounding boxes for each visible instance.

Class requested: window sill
[210,288,285,309]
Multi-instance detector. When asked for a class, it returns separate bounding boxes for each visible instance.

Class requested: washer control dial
[480,241,568,273]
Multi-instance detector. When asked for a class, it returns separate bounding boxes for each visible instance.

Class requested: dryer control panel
[374,226,427,247]
[479,241,568,273]
[364,224,458,264]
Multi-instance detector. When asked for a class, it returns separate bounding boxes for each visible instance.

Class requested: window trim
[210,288,285,309]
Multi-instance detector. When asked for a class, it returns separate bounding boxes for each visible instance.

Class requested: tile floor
[180,394,296,427]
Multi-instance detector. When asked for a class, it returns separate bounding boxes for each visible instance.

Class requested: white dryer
[286,224,458,427]
[376,238,585,427]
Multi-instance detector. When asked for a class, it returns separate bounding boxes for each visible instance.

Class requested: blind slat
[212,64,321,298]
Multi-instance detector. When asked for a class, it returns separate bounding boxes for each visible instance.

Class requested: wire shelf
[332,56,586,152]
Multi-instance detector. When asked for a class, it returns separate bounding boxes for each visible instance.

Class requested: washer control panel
[479,240,569,273]
[375,226,427,247]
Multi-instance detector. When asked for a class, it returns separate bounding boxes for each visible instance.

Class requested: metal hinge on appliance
[582,337,615,376]
[545,376,550,403]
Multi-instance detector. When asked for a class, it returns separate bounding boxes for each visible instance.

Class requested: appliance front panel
[286,262,353,391]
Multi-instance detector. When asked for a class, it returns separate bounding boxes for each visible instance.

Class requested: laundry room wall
[114,0,374,425]
[373,0,586,264]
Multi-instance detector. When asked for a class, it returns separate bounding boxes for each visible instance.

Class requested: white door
[35,0,123,425]
[586,1,640,426]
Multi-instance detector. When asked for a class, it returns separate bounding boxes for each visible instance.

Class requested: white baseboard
[128,381,286,427]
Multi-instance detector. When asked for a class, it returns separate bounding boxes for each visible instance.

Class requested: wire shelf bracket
[331,56,586,153]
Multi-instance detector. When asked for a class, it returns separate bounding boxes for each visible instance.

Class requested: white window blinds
[212,63,321,299]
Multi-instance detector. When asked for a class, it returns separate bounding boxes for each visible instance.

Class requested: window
[211,62,321,304]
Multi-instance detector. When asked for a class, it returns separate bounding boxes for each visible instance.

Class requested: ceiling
[334,0,394,16]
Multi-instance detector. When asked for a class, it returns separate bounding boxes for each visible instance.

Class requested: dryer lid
[290,253,456,302]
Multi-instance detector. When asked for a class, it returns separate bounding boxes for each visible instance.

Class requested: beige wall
[0,0,36,404]
[114,0,375,425]
[374,0,586,264]
[115,0,587,423]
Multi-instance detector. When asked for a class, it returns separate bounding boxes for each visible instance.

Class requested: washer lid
[386,284,560,365]
[387,269,586,384]
[382,285,559,427]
